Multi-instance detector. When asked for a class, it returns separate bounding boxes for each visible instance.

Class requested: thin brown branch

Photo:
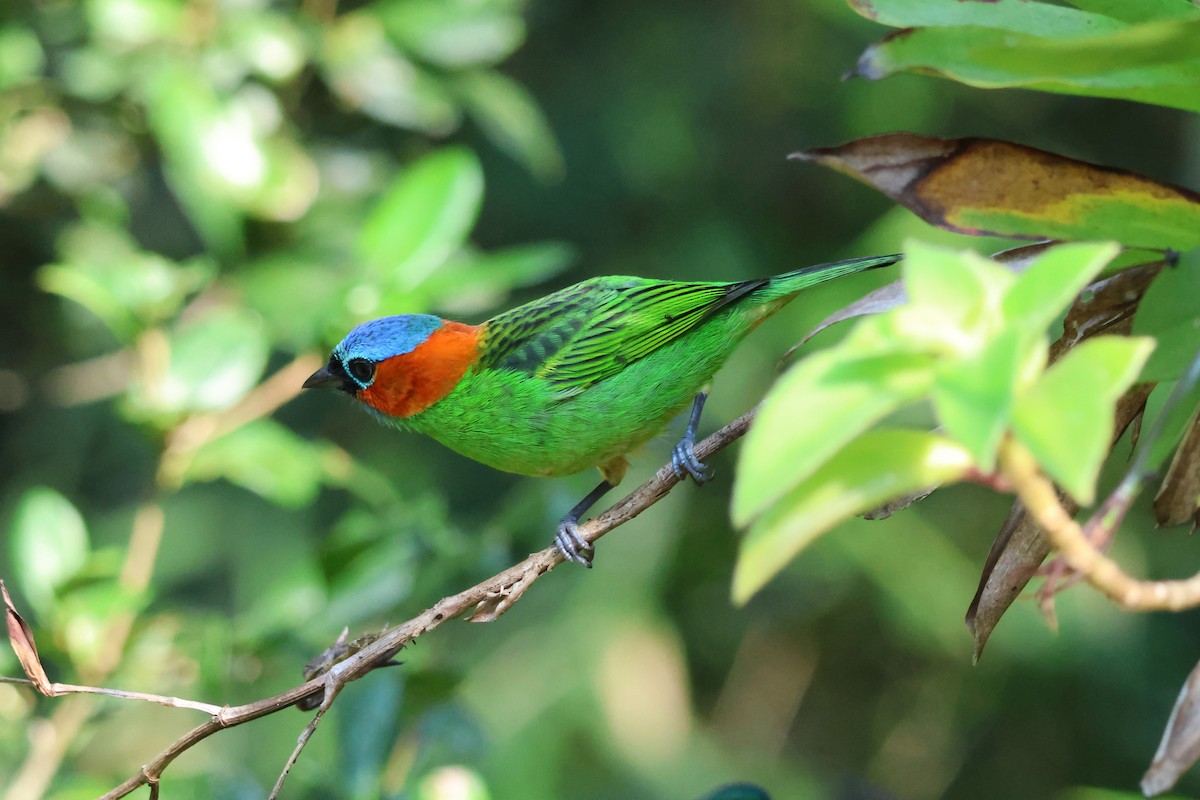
[6,355,324,800]
[0,677,222,715]
[269,678,346,799]
[95,403,761,800]
[1000,438,1200,611]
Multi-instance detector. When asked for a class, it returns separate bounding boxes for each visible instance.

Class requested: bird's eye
[346,358,375,384]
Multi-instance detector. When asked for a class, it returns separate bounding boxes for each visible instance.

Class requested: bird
[303,254,900,566]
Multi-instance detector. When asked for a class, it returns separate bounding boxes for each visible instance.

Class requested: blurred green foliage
[0,0,1198,799]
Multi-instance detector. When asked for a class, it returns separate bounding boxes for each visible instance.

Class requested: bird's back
[402,255,898,477]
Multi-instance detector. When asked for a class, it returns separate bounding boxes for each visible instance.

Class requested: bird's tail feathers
[766,253,902,299]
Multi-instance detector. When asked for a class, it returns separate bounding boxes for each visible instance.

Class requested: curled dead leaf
[1154,408,1200,527]
[2,579,52,695]
[1144,656,1200,796]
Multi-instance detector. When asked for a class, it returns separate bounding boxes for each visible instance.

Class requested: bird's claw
[672,439,713,484]
[554,519,594,568]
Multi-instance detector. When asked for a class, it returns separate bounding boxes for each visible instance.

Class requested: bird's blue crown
[333,314,442,363]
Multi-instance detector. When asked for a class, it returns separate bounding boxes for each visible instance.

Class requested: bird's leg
[672,391,714,484]
[554,479,615,568]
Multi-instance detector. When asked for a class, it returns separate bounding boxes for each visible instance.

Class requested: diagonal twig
[91,403,761,800]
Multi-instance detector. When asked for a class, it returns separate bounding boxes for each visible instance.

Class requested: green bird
[303,254,900,565]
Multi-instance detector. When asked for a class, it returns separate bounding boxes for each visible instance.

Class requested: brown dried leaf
[967,382,1152,659]
[2,580,52,694]
[794,134,1200,250]
[1144,656,1200,796]
[1154,408,1200,527]
[1050,261,1164,361]
[965,500,1057,662]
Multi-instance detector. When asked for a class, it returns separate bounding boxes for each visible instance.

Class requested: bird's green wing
[480,275,765,397]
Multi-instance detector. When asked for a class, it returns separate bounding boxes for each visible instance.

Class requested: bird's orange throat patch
[359,321,481,418]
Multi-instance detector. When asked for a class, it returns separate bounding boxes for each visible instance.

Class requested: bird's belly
[406,335,735,479]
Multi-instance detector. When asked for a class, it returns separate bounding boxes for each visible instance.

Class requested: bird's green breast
[396,314,759,478]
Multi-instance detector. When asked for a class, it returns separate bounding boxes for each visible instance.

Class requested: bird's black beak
[303,364,342,390]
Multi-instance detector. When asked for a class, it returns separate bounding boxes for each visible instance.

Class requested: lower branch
[94,404,761,800]
[1000,438,1200,611]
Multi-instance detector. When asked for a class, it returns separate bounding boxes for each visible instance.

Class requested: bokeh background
[1,0,1198,798]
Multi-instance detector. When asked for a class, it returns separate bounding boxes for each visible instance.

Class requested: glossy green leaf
[184,420,327,507]
[9,488,90,615]
[852,20,1200,113]
[848,0,1126,36]
[236,257,352,350]
[321,11,461,134]
[379,0,525,68]
[0,25,46,89]
[732,344,935,526]
[138,62,248,255]
[37,224,215,340]
[932,327,1030,471]
[418,241,575,313]
[84,0,183,47]
[733,431,972,604]
[1013,336,1155,504]
[456,70,564,181]
[1065,0,1200,24]
[1139,350,1200,475]
[227,11,308,82]
[1133,249,1200,381]
[129,307,269,416]
[1002,241,1121,333]
[358,146,484,286]
[897,241,1013,349]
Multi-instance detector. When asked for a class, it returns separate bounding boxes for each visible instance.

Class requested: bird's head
[304,314,480,418]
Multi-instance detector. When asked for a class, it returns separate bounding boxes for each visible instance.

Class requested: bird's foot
[554,518,594,568]
[672,438,713,484]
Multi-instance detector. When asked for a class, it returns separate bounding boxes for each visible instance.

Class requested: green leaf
[10,488,90,615]
[417,241,575,313]
[358,146,484,287]
[37,224,215,340]
[1064,0,1200,24]
[1143,374,1200,475]
[184,420,327,507]
[379,0,525,68]
[732,344,935,526]
[852,21,1200,113]
[138,62,248,256]
[897,241,1013,349]
[0,24,46,89]
[1132,248,1200,382]
[1012,336,1155,504]
[456,70,564,181]
[128,306,269,417]
[236,256,352,351]
[932,327,1031,470]
[732,431,972,604]
[321,11,461,134]
[849,0,1127,36]
[1001,241,1121,333]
